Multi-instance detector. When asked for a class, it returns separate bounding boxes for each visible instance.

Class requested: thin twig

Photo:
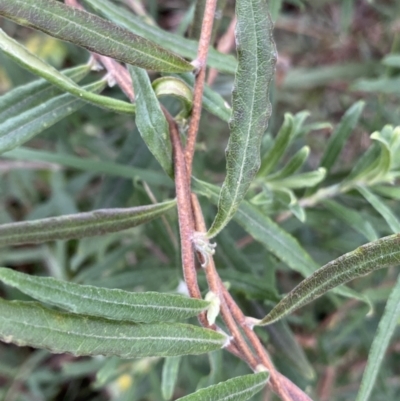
[164,109,200,300]
[185,0,218,179]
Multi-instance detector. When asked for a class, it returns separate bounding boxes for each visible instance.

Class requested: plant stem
[164,110,200,301]
[185,0,218,179]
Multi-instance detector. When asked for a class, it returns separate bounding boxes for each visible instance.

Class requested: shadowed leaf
[0,80,106,155]
[0,29,136,114]
[0,63,90,121]
[129,66,173,177]
[356,274,400,401]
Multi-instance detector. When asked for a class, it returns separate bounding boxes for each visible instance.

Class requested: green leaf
[0,29,136,114]
[0,299,226,357]
[0,267,208,323]
[0,0,193,73]
[162,356,182,400]
[258,114,295,177]
[81,0,237,74]
[268,168,326,189]
[357,186,400,233]
[258,233,400,325]
[0,200,176,246]
[266,146,310,180]
[0,80,106,155]
[207,0,277,238]
[352,77,400,94]
[373,185,400,200]
[129,66,173,177]
[177,73,231,123]
[356,274,400,401]
[152,76,193,119]
[322,199,378,242]
[382,54,400,67]
[0,63,90,121]
[3,147,172,188]
[194,178,370,305]
[319,101,364,173]
[175,372,269,401]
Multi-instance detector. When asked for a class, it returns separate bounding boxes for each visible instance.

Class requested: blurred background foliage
[0,0,399,400]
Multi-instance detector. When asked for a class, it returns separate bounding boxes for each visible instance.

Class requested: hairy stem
[185,0,218,179]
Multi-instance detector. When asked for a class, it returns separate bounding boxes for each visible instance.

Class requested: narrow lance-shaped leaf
[129,66,173,177]
[0,299,226,357]
[319,101,365,172]
[82,0,237,74]
[357,186,400,233]
[266,146,310,181]
[0,63,91,121]
[0,0,193,73]
[322,199,378,242]
[268,167,326,189]
[355,273,400,401]
[207,0,277,238]
[0,267,208,323]
[3,147,172,188]
[0,80,106,155]
[0,29,136,114]
[194,178,371,306]
[258,233,400,325]
[162,356,182,400]
[175,372,269,401]
[258,114,294,177]
[0,200,176,246]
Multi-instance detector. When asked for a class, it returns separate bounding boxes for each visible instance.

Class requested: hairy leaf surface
[0,200,175,246]
[259,234,400,325]
[82,0,236,73]
[0,268,208,323]
[207,0,276,238]
[175,372,269,401]
[0,0,193,72]
[0,299,226,357]
[3,147,171,187]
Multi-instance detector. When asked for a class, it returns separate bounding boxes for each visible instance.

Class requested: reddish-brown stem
[185,0,218,179]
[92,54,135,102]
[191,194,258,369]
[164,110,201,302]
